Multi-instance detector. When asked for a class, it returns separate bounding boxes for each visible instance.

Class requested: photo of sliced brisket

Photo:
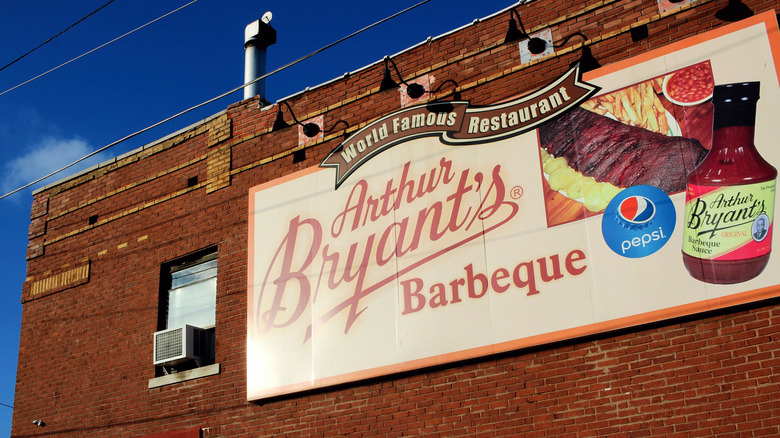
[538,107,707,193]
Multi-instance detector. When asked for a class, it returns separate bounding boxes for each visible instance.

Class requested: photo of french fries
[580,78,671,135]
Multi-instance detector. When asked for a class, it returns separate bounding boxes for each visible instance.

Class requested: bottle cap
[713,81,760,103]
[713,82,759,129]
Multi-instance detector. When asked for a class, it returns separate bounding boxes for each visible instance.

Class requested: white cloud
[1,136,108,195]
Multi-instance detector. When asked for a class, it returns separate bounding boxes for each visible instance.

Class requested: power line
[0,0,201,98]
[0,402,11,409]
[0,0,432,201]
[0,0,117,74]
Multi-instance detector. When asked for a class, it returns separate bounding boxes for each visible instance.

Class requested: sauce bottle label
[682,181,775,261]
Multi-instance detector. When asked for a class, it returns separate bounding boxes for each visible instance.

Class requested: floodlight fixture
[378,56,426,99]
[272,101,321,137]
[504,8,547,54]
[715,0,754,21]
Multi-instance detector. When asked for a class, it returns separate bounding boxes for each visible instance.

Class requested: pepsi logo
[618,195,655,224]
[602,185,675,258]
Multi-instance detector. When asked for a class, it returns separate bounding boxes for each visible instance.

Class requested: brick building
[12,0,780,436]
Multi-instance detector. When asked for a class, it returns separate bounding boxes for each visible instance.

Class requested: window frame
[155,246,219,377]
[158,247,218,331]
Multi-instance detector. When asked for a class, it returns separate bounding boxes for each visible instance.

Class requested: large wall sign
[248,12,780,401]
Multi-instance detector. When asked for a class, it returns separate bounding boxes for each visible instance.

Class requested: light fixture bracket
[272,101,321,138]
[552,32,601,74]
[379,57,425,99]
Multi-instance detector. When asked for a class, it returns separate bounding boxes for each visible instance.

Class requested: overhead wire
[0,0,201,98]
[0,0,117,74]
[0,0,432,200]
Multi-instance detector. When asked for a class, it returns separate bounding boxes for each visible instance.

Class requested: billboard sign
[248,12,780,400]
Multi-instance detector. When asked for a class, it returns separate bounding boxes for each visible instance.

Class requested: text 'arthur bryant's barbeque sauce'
[682,82,776,284]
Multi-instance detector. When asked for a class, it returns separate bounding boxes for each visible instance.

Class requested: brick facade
[12,0,780,436]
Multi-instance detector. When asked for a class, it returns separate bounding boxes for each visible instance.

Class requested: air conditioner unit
[153,325,208,366]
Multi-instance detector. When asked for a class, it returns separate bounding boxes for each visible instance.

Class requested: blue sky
[0,0,523,433]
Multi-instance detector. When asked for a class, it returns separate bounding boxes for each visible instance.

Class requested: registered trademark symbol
[511,186,524,199]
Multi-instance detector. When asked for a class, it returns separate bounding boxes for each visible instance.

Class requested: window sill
[148,363,220,389]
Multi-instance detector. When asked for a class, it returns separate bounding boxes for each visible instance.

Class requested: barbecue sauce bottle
[682,82,776,284]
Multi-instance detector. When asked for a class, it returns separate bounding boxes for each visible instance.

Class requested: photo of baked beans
[663,61,714,106]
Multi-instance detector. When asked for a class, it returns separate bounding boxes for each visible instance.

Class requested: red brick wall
[13,0,780,436]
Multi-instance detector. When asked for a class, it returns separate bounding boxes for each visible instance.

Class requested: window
[166,256,217,329]
[156,247,217,375]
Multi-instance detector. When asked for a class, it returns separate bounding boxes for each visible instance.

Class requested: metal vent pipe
[244,14,276,101]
